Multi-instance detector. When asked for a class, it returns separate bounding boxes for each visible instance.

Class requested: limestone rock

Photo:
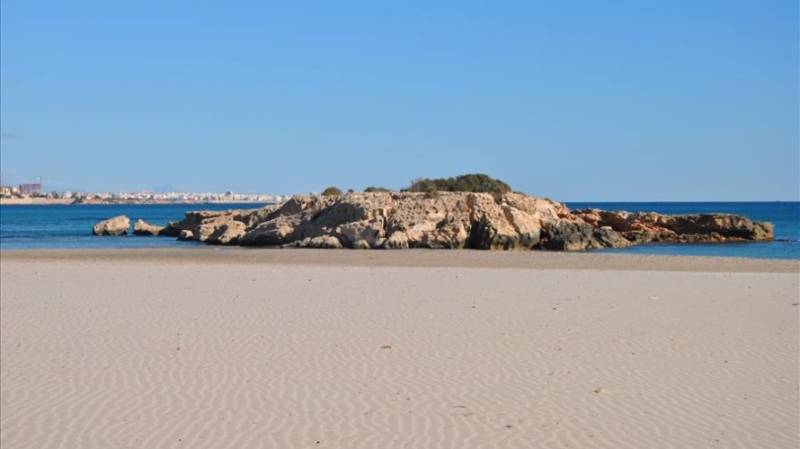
[337,218,386,248]
[162,207,269,238]
[501,204,542,248]
[239,196,333,246]
[207,221,248,245]
[132,192,773,252]
[133,219,165,236]
[351,239,372,249]
[92,215,130,236]
[308,235,343,249]
[383,232,410,249]
[574,209,774,245]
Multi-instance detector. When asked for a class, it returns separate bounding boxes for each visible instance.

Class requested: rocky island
[93,178,774,251]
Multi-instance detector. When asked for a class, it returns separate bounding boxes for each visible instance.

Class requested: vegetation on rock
[404,174,512,193]
[321,186,343,196]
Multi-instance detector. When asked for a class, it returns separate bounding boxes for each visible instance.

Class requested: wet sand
[3,247,798,273]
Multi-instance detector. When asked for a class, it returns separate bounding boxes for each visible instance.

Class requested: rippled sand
[1,249,798,448]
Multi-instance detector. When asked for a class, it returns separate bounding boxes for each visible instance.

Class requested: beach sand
[1,249,798,448]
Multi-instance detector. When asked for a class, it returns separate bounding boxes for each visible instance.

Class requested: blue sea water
[0,203,266,250]
[1,202,798,259]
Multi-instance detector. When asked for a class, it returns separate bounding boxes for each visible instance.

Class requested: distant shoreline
[2,197,796,206]
[0,198,272,206]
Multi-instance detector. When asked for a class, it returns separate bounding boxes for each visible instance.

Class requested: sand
[1,249,798,448]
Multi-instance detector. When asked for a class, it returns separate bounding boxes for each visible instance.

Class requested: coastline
[0,197,75,205]
[0,198,271,206]
[2,247,797,273]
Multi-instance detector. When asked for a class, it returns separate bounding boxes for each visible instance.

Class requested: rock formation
[92,215,130,236]
[133,219,165,236]
[93,192,775,251]
[573,209,774,245]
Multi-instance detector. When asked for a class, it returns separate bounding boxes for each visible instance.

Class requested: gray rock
[593,226,632,248]
[541,219,600,251]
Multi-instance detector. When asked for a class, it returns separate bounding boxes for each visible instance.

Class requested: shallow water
[1,201,798,259]
[0,203,264,250]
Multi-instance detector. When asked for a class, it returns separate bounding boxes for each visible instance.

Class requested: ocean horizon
[1,201,798,259]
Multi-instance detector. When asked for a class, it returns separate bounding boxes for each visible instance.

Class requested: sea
[0,202,798,260]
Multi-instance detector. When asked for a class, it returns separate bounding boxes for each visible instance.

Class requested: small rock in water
[92,215,130,236]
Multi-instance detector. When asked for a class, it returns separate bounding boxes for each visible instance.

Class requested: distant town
[0,180,285,205]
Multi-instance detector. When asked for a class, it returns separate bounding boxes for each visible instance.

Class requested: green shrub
[321,186,343,197]
[364,186,391,192]
[404,174,511,193]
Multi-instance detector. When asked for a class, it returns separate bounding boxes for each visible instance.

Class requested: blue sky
[1,1,797,200]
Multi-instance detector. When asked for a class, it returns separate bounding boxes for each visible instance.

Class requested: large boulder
[92,215,130,236]
[466,193,519,249]
[503,205,543,248]
[161,207,268,238]
[239,196,333,245]
[593,226,632,248]
[239,214,305,245]
[336,218,386,248]
[133,219,165,236]
[541,219,600,251]
[465,193,546,249]
[206,221,248,245]
[381,192,474,248]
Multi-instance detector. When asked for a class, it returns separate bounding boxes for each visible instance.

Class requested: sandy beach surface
[1,249,798,448]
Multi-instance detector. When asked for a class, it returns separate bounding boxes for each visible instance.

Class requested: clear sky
[1,1,798,200]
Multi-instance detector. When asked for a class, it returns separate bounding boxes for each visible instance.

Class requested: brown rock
[337,218,386,248]
[133,219,165,236]
[308,235,343,249]
[207,221,248,245]
[156,192,773,252]
[92,215,130,236]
